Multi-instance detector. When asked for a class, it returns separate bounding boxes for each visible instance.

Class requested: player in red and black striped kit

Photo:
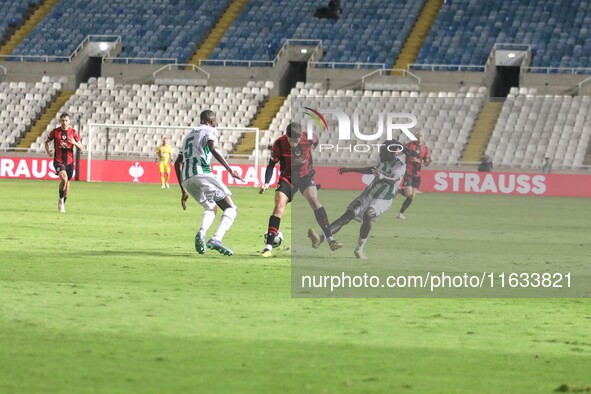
[44,113,83,213]
[258,122,342,257]
[397,130,431,219]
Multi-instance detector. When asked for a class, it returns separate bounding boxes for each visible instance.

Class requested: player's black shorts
[276,172,316,203]
[54,162,74,180]
[403,174,421,189]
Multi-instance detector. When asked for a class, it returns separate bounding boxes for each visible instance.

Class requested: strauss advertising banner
[1,157,590,197]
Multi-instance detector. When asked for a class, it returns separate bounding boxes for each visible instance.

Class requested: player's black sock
[329,210,355,236]
[360,210,376,239]
[400,197,413,213]
[265,215,281,246]
[314,206,332,238]
[59,190,65,199]
[64,197,67,204]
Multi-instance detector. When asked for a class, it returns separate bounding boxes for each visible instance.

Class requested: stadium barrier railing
[408,64,487,72]
[199,39,323,69]
[309,61,385,70]
[107,57,179,65]
[361,68,421,90]
[521,66,591,75]
[1,35,121,63]
[198,59,274,68]
[152,64,210,86]
[578,76,591,94]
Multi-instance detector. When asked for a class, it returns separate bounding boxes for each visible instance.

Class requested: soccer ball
[264,231,284,247]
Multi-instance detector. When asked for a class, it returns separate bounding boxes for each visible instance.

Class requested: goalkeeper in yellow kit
[156,136,173,188]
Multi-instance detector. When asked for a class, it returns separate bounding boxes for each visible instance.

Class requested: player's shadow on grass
[72,250,285,261]
[73,250,190,258]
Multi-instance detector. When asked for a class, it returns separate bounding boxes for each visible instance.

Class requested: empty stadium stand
[486,88,591,169]
[0,0,40,50]
[0,76,62,148]
[29,77,271,157]
[11,0,230,62]
[417,0,591,71]
[255,82,486,165]
[210,0,425,67]
[0,0,590,174]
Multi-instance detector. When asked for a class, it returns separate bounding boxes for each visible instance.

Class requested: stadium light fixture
[507,53,516,58]
[99,42,109,51]
[300,48,308,54]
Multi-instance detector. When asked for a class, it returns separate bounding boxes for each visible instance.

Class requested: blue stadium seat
[0,0,35,49]
[209,0,425,68]
[11,0,231,61]
[417,0,591,72]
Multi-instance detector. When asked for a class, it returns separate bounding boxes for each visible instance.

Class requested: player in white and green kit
[308,140,406,259]
[174,110,243,256]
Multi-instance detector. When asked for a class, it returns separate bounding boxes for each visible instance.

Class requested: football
[264,231,284,247]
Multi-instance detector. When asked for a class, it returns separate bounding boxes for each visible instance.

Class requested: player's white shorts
[182,174,231,210]
[347,193,393,222]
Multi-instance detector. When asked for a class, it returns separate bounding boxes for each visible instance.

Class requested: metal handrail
[578,76,591,90]
[308,61,385,70]
[408,63,486,72]
[105,57,178,65]
[0,34,121,63]
[99,35,123,62]
[152,63,210,79]
[361,68,421,86]
[410,45,537,73]
[493,42,532,52]
[199,39,385,70]
[308,41,323,64]
[70,34,121,62]
[199,38,323,68]
[0,54,70,62]
[199,59,274,67]
[522,66,591,75]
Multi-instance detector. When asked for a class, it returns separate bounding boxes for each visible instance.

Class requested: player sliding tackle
[259,122,342,257]
[308,140,406,259]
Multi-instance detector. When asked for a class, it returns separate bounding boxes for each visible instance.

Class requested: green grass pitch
[0,179,589,393]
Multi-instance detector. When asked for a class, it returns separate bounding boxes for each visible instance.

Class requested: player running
[156,136,173,189]
[259,122,342,257]
[174,110,243,256]
[44,112,83,213]
[397,130,432,219]
[308,140,406,259]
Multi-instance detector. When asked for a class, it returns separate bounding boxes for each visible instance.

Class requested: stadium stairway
[0,2,39,49]
[462,101,503,163]
[0,0,60,56]
[17,90,75,149]
[235,96,286,155]
[187,0,249,65]
[391,0,443,73]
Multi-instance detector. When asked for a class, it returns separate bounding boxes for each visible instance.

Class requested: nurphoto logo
[303,107,418,154]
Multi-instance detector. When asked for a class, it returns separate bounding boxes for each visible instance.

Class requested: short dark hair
[286,122,302,138]
[379,140,400,162]
[200,110,215,124]
[60,113,70,119]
